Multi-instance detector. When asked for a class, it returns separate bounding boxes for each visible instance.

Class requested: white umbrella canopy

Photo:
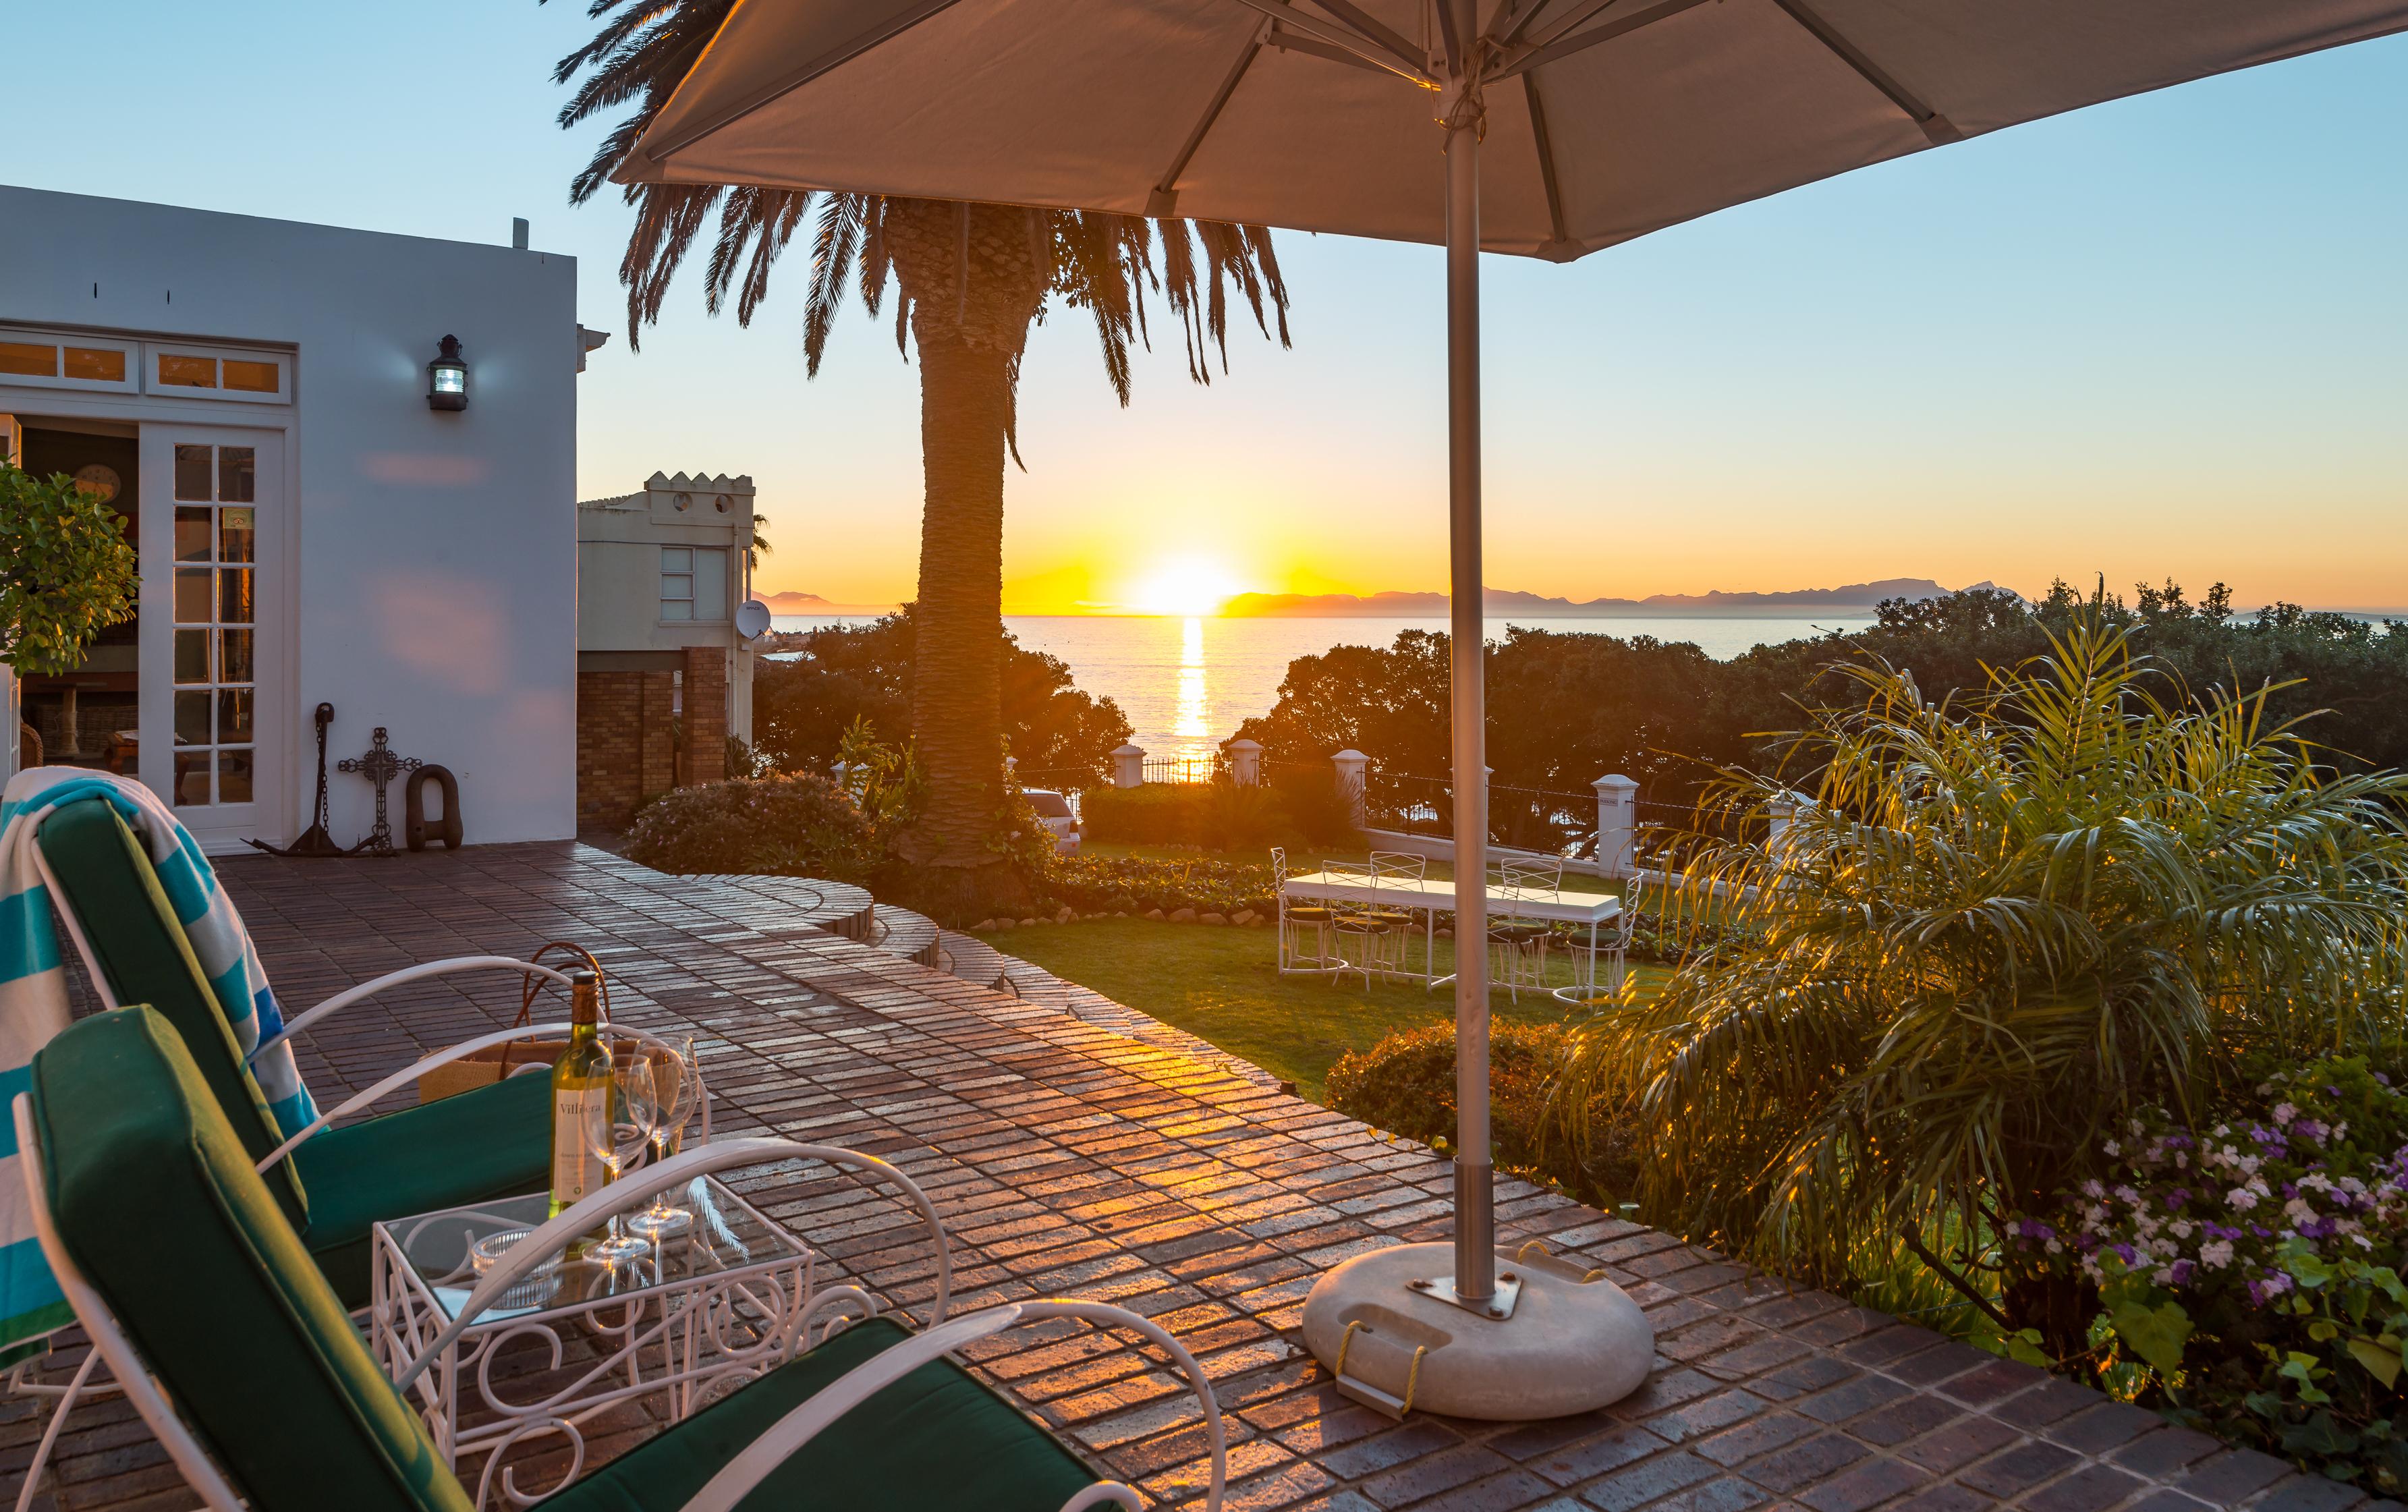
[624,0,2408,259]
[620,0,2408,1418]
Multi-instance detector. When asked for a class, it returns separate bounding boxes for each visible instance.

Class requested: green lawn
[976,916,1664,1100]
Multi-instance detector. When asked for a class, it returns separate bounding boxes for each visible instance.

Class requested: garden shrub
[1080,785,1206,845]
[1326,1021,1640,1204]
[1047,854,1275,918]
[626,773,878,882]
[1080,771,1362,851]
[2017,1058,2408,1493]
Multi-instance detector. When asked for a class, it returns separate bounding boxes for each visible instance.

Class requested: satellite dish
[735,599,773,641]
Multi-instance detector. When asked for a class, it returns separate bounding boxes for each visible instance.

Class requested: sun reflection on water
[1173,616,1210,766]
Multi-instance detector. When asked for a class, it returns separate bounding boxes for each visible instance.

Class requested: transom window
[0,332,138,393]
[171,443,256,808]
[660,547,729,623]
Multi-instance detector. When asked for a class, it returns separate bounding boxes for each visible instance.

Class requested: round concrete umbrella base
[1301,1241,1654,1421]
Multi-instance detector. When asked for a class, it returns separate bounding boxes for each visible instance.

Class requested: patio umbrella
[619,0,2408,1417]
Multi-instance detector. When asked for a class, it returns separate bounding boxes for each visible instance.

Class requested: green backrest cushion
[33,798,308,1226]
[32,1008,468,1512]
[547,1316,1100,1512]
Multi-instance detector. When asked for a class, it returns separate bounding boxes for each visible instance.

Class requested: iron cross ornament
[337,727,423,857]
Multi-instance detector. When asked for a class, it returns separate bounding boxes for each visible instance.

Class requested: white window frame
[0,327,141,395]
[142,343,290,405]
[660,547,696,623]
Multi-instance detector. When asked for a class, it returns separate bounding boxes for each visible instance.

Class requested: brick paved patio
[1,842,2379,1512]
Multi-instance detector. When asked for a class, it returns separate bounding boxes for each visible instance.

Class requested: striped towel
[0,767,317,1357]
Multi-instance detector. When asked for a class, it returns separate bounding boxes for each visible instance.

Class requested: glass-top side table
[372,1176,830,1509]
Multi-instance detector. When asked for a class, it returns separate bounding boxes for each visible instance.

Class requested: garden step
[869,903,943,968]
[678,873,878,940]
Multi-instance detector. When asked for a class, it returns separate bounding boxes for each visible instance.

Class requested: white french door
[138,426,285,847]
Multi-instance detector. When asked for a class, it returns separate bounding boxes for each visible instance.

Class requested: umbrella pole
[1297,5,1652,1419]
[1443,53,1494,1307]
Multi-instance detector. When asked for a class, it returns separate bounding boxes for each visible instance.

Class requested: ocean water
[771,612,1876,768]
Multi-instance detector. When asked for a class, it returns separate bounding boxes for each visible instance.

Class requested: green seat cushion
[34,799,308,1227]
[32,1009,471,1512]
[294,1070,552,1309]
[1285,905,1334,922]
[548,1316,1097,1512]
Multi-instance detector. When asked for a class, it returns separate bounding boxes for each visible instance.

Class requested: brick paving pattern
[1,842,2382,1512]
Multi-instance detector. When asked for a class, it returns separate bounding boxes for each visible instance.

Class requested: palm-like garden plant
[553,0,1291,918]
[1556,618,2408,1351]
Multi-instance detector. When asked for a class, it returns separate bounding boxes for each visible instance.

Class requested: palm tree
[553,0,1291,920]
[1552,617,2408,1353]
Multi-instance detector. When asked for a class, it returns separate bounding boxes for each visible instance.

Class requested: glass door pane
[167,443,256,807]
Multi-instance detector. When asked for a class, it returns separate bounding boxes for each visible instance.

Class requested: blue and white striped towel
[0,766,318,1355]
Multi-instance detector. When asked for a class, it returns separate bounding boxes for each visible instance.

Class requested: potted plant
[1,459,138,772]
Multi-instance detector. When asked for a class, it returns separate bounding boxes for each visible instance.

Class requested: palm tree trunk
[881,198,1048,922]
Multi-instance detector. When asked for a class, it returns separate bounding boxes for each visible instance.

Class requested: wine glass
[583,1060,652,1267]
[626,1038,699,1241]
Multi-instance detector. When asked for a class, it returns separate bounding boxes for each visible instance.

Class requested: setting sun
[1128,555,1241,617]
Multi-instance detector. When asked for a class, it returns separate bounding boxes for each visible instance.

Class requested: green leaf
[2003,1328,2050,1368]
[2349,1338,2403,1390]
[2110,1297,2194,1376]
[2281,1410,2357,1457]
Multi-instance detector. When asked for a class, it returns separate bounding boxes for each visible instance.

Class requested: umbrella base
[1301,1241,1652,1421]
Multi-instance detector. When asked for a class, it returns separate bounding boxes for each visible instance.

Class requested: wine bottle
[549,970,611,1216]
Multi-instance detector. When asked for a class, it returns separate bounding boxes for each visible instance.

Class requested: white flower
[2104,1140,2122,1158]
[2044,1238,2063,1255]
[2300,1173,2334,1194]
[2170,1221,2195,1240]
[2200,1240,2235,1268]
[2229,1187,2260,1210]
[2153,1266,2177,1285]
[2080,1179,2105,1200]
[2274,1102,2298,1127]
[2284,1198,2316,1227]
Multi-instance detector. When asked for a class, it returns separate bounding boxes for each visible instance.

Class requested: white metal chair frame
[1322,862,1400,990]
[1486,857,1563,1002]
[1550,902,1637,1004]
[11,1104,1226,1512]
[1271,847,1346,979]
[1366,852,1430,979]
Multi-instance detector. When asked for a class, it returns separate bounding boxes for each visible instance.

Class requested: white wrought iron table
[372,1177,835,1508]
[1279,870,1622,992]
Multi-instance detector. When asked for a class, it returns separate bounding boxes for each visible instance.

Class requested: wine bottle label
[552,1087,609,1207]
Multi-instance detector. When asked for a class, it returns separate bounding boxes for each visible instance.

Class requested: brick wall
[578,652,733,830]
[681,647,727,787]
[576,669,679,830]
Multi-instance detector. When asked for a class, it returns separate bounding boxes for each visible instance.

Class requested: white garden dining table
[1280,870,1621,992]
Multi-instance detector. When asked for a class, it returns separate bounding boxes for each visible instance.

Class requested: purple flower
[2168,1188,2191,1208]
[2168,1260,2195,1286]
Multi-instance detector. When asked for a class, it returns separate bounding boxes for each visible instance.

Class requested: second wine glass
[627,1036,698,1241]
[583,1057,653,1266]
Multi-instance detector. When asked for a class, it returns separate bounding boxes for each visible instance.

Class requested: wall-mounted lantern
[426,335,468,412]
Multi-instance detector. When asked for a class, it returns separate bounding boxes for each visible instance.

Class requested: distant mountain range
[760,590,897,616]
[1220,579,1995,618]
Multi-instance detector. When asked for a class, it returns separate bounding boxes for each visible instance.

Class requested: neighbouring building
[575,472,759,830]
[1,186,590,849]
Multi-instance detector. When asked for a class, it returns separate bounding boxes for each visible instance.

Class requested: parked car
[1025,789,1080,853]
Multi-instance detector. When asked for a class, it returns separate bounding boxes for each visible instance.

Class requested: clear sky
[9,5,2404,613]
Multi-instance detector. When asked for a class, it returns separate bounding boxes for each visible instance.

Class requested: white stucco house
[1,186,592,850]
[574,472,760,828]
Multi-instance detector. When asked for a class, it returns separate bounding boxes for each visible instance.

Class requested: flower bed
[1045,854,1277,918]
[2020,1057,2408,1493]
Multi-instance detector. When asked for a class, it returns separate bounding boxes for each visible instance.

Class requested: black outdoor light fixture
[426,335,468,412]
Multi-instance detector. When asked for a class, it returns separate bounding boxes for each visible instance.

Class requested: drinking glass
[626,1038,699,1241]
[583,1063,652,1266]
